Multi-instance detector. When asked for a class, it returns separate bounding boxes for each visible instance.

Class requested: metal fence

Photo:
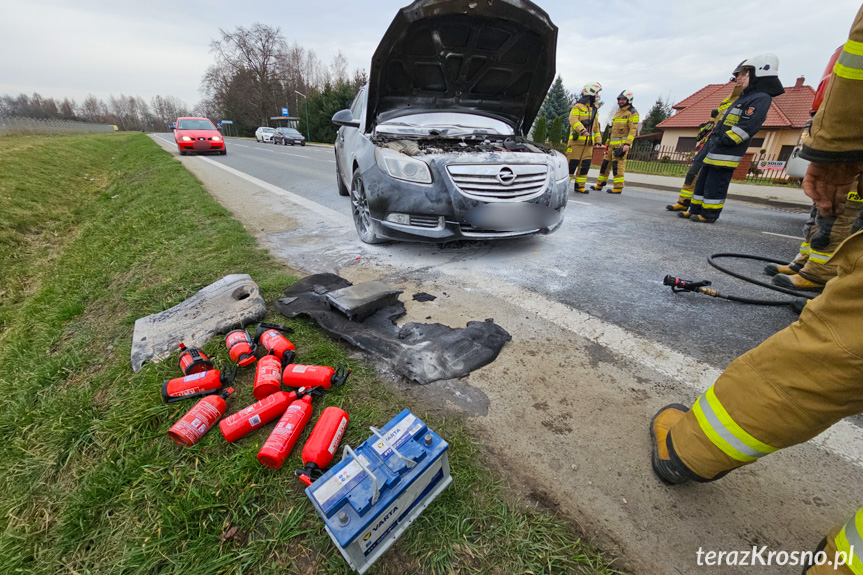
[0,116,117,136]
[626,143,799,186]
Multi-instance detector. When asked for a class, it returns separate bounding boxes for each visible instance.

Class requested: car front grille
[446,164,548,201]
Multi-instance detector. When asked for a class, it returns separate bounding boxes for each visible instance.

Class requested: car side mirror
[332,109,360,128]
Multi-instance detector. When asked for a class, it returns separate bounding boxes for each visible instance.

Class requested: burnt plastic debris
[275,274,510,384]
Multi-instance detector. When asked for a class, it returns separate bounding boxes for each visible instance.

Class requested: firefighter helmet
[582,81,602,97]
[617,90,634,104]
[740,54,780,78]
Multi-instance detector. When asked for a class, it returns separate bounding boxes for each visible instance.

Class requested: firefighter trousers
[595,147,628,192]
[807,511,863,574]
[797,180,863,284]
[676,147,708,206]
[567,143,594,192]
[667,230,863,481]
[687,164,733,221]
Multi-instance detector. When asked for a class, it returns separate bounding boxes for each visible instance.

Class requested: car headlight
[374,147,432,184]
[552,151,569,182]
[212,136,222,141]
[181,136,192,141]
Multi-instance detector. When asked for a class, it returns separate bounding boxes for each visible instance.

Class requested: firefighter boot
[676,211,692,219]
[607,188,622,194]
[591,183,604,192]
[771,273,825,292]
[650,404,692,485]
[764,262,803,276]
[689,214,716,223]
[574,181,588,194]
[666,202,689,211]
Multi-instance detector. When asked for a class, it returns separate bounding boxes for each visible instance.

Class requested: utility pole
[295,90,311,143]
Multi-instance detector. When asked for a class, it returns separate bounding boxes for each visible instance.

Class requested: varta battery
[304,409,451,574]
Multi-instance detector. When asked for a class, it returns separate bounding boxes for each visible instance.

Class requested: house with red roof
[656,77,815,161]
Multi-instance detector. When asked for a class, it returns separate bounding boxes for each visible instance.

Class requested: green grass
[0,133,621,575]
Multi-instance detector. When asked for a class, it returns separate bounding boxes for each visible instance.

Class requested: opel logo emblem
[497,167,516,186]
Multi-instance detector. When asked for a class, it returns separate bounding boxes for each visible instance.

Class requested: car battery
[304,409,451,574]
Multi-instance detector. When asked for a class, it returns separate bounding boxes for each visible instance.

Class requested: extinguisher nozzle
[282,349,296,364]
[331,364,351,387]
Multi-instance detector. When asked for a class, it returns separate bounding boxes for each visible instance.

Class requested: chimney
[795,76,805,88]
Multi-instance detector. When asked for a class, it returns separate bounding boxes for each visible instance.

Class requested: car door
[337,87,367,182]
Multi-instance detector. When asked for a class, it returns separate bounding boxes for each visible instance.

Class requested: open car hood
[367,0,558,136]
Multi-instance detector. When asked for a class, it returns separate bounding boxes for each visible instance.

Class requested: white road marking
[762,231,802,240]
[569,200,591,206]
[153,133,863,467]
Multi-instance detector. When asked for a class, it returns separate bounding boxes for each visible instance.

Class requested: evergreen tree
[538,76,572,123]
[532,115,547,143]
[548,115,563,145]
[640,96,674,135]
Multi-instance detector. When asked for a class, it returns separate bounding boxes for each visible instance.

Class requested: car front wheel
[350,168,387,244]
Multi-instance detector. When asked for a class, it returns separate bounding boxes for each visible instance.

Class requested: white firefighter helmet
[582,81,602,97]
[740,54,780,78]
[617,90,634,104]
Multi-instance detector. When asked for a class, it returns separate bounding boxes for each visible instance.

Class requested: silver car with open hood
[333,0,568,244]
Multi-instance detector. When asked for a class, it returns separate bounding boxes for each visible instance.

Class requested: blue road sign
[281,107,289,116]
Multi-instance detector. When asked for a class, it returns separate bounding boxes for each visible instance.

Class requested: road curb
[622,181,810,212]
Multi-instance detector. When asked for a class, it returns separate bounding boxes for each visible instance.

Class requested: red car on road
[173,117,226,156]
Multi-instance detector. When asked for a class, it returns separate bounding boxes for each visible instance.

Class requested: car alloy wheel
[350,168,386,244]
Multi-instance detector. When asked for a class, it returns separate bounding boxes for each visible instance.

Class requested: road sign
[221,120,234,124]
[281,107,289,116]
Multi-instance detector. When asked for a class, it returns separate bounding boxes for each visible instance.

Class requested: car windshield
[177,119,216,130]
[376,113,513,137]
[261,127,275,133]
[285,128,301,135]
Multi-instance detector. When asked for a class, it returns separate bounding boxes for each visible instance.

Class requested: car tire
[301,142,306,146]
[350,168,388,244]
[178,147,187,156]
[220,149,227,156]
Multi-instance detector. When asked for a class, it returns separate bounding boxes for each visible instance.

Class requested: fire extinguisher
[295,406,349,485]
[257,394,314,469]
[162,366,236,403]
[254,323,296,363]
[253,352,282,400]
[167,387,234,447]
[177,342,213,375]
[282,363,350,390]
[225,329,256,367]
[219,387,320,443]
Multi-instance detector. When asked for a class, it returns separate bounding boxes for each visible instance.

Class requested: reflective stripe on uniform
[690,197,704,206]
[613,177,624,183]
[692,387,778,462]
[808,250,833,264]
[726,130,744,144]
[575,176,587,184]
[704,153,743,168]
[835,39,863,81]
[609,140,623,145]
[679,188,693,199]
[799,241,811,257]
[731,125,750,141]
[835,508,863,575]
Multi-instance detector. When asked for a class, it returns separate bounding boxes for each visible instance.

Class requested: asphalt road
[152,134,861,575]
[159,133,808,369]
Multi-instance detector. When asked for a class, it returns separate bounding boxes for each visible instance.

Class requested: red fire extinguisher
[295,406,349,485]
[254,323,296,363]
[167,387,234,447]
[282,363,350,390]
[219,387,320,443]
[225,329,256,367]
[162,366,236,403]
[253,352,282,400]
[177,342,213,375]
[257,394,314,469]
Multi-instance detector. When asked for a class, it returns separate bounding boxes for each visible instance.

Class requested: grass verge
[0,133,621,575]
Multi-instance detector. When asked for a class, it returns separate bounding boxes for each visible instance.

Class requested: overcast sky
[1,0,860,120]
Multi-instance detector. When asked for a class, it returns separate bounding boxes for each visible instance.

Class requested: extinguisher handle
[294,470,314,486]
[253,322,294,343]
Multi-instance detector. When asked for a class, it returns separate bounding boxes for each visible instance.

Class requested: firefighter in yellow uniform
[650,7,863,573]
[566,82,603,194]
[592,90,639,194]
